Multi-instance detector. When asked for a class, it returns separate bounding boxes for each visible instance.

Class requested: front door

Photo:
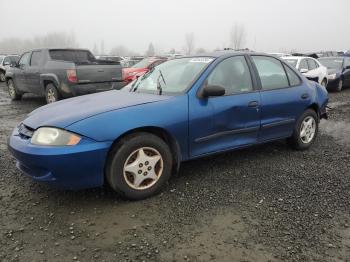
[15,52,31,92]
[189,55,261,157]
[26,51,42,94]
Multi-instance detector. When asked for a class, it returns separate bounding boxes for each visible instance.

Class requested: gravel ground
[0,82,350,262]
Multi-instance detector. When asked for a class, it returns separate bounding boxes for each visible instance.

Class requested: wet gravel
[1,82,350,262]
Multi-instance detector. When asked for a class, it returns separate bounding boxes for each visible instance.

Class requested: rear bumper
[59,82,126,98]
[8,126,112,190]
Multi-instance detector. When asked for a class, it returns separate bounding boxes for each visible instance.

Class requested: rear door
[189,55,261,157]
[26,50,42,94]
[250,55,310,142]
[15,52,31,92]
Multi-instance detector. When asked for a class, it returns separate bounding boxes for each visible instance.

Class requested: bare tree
[195,48,206,54]
[145,43,155,56]
[184,33,195,55]
[230,24,246,50]
[0,32,78,54]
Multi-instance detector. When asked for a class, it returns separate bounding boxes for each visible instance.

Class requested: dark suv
[5,49,123,103]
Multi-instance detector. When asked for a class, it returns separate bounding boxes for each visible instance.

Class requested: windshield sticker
[189,58,213,63]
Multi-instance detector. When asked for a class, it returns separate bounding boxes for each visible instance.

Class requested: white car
[282,56,328,87]
[269,52,291,58]
[0,55,19,82]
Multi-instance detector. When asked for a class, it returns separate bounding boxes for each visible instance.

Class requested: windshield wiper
[157,70,166,95]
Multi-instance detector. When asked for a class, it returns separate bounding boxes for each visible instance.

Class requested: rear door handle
[301,93,309,99]
[248,101,259,107]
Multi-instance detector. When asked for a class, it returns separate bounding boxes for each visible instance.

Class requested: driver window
[19,53,30,66]
[207,56,253,95]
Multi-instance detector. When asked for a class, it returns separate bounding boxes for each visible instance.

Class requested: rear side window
[207,56,253,95]
[284,64,301,86]
[307,59,318,70]
[299,59,308,70]
[30,51,42,66]
[252,56,289,90]
[49,50,96,64]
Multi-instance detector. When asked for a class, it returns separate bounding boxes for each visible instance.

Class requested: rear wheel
[45,83,60,104]
[0,71,5,82]
[106,133,173,200]
[7,79,22,100]
[287,109,318,150]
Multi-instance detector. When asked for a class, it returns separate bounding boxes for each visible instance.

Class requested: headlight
[328,73,337,80]
[31,127,81,146]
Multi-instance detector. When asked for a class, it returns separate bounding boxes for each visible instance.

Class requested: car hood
[23,90,171,130]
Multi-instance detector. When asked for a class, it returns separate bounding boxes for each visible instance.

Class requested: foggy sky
[2,0,350,54]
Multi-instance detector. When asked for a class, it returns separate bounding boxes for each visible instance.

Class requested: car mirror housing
[199,84,225,98]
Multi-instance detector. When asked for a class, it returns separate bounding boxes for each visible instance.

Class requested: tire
[335,79,343,92]
[287,109,318,150]
[0,71,5,82]
[106,132,173,200]
[45,83,60,104]
[7,79,22,100]
[320,79,327,88]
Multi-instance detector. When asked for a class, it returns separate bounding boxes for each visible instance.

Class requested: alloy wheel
[47,88,56,103]
[300,116,316,144]
[123,147,163,190]
[8,81,16,98]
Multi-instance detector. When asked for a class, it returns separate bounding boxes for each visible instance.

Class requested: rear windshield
[49,50,96,64]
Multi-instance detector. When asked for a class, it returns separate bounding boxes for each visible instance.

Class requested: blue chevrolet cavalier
[8,52,328,200]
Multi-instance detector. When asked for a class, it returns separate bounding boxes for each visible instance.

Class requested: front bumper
[8,126,112,190]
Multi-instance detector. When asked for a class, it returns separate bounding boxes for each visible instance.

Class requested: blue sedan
[8,52,329,200]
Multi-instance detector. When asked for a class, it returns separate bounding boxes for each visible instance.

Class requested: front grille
[18,123,34,139]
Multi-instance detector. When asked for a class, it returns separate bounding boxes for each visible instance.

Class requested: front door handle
[248,101,259,107]
[301,93,309,99]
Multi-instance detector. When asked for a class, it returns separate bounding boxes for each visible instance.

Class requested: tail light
[66,69,78,83]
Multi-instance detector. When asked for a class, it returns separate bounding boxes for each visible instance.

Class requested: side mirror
[300,68,308,73]
[199,84,225,98]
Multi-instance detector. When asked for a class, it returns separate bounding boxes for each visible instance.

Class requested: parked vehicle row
[5,48,123,104]
[282,56,328,87]
[0,54,19,82]
[318,57,350,92]
[8,51,329,200]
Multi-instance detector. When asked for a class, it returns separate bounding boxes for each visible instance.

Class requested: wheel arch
[106,126,182,176]
[307,103,320,121]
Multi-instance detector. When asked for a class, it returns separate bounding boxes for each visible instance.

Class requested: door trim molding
[194,126,260,143]
[261,119,295,129]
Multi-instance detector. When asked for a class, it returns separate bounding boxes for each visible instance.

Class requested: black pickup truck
[5,48,123,103]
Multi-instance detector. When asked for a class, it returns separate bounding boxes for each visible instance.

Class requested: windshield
[132,58,155,68]
[129,57,214,95]
[283,59,298,68]
[318,58,344,69]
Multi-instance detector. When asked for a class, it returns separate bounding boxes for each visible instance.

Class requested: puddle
[319,120,350,147]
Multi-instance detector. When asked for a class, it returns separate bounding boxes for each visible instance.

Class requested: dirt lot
[0,82,350,262]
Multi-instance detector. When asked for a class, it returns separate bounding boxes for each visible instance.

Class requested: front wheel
[7,79,22,100]
[106,133,173,200]
[287,109,318,150]
[45,83,60,104]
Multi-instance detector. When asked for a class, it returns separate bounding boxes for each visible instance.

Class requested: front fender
[66,95,190,160]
